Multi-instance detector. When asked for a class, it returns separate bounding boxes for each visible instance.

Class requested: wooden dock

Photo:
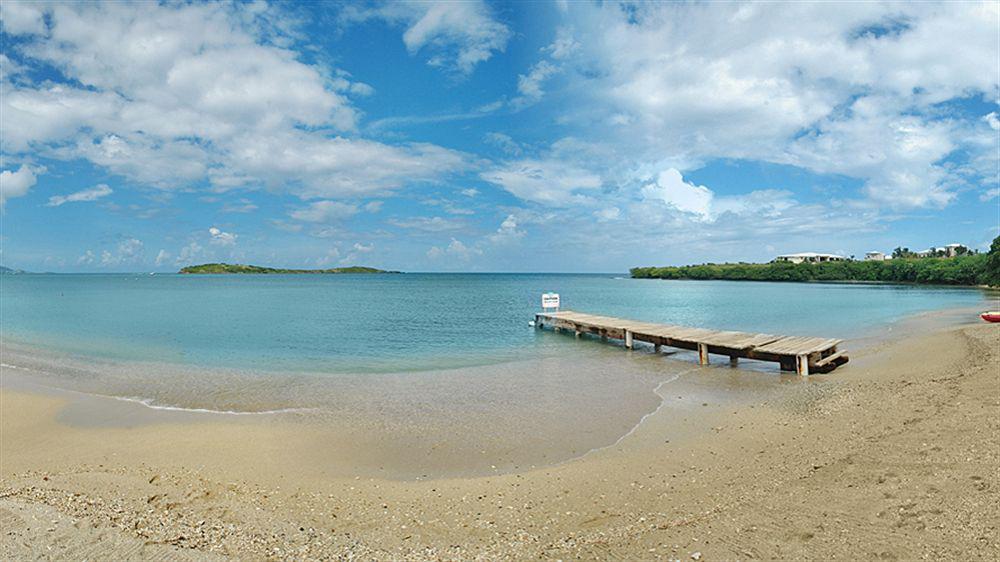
[535,310,848,375]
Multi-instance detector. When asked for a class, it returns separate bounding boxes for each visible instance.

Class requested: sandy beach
[1,318,997,560]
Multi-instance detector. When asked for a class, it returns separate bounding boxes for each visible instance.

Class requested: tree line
[630,237,1000,287]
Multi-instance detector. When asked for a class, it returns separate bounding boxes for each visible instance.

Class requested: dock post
[654,343,662,353]
[575,330,581,339]
[698,343,709,365]
[624,330,633,349]
[729,356,738,367]
[796,354,809,376]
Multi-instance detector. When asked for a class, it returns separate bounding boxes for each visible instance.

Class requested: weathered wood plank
[536,310,848,374]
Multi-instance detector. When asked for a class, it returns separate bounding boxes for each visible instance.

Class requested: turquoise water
[0,273,991,374]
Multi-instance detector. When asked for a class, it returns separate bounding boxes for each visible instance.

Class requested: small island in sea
[179,263,400,274]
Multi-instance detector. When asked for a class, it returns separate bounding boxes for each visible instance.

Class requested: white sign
[541,292,560,310]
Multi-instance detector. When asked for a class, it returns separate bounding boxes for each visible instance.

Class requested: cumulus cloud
[46,183,112,206]
[175,241,204,265]
[426,238,482,260]
[641,169,714,219]
[1,1,465,198]
[315,247,341,267]
[96,238,144,266]
[481,159,602,205]
[344,1,510,75]
[0,164,39,206]
[554,1,998,209]
[77,249,95,265]
[488,214,525,244]
[0,1,46,35]
[208,226,237,246]
[641,168,797,222]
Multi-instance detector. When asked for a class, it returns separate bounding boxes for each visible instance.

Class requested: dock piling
[698,343,709,365]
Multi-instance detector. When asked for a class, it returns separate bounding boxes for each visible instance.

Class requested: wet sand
[1,319,998,560]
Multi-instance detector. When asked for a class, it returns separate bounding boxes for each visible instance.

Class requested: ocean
[1,273,990,375]
[1,272,991,476]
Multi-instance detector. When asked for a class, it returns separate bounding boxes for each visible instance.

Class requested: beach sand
[1,321,997,560]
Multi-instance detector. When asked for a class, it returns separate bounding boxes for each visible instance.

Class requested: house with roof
[864,251,890,261]
[773,252,847,264]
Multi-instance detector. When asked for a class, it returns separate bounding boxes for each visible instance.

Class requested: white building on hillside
[774,252,847,264]
[864,251,890,261]
[917,243,967,258]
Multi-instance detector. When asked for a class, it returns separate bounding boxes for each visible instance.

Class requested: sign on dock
[541,292,560,311]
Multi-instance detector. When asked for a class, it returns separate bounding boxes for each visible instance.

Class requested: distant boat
[981,311,1000,323]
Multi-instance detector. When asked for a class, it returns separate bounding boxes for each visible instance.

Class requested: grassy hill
[631,237,1000,287]
[179,263,399,274]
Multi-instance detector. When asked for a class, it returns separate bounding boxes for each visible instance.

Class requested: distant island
[179,263,400,274]
[631,236,1000,287]
[0,265,26,274]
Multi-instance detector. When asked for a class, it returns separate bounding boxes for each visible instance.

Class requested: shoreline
[2,311,998,559]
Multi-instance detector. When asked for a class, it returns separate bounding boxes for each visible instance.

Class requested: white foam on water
[106,395,315,416]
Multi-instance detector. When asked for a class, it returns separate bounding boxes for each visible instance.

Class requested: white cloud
[984,112,1000,131]
[481,159,602,205]
[0,1,46,35]
[546,27,580,60]
[426,238,482,260]
[640,168,798,223]
[220,198,258,213]
[344,1,510,75]
[1,1,466,198]
[594,207,620,222]
[388,216,465,232]
[77,249,95,265]
[641,169,714,219]
[154,249,171,266]
[175,241,204,265]
[289,200,358,223]
[98,238,144,266]
[461,188,479,197]
[352,242,373,253]
[488,214,525,244]
[483,132,523,156]
[46,183,112,206]
[315,247,341,267]
[208,226,237,246]
[0,164,39,206]
[555,2,999,209]
[512,60,559,108]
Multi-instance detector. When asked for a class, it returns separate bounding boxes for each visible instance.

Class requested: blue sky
[1,0,997,272]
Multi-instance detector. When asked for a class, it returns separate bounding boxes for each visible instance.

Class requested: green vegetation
[179,263,399,274]
[630,236,1000,287]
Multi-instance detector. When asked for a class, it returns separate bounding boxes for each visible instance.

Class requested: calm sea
[2,273,992,476]
[1,273,990,374]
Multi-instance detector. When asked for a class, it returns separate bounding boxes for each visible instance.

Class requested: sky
[0,0,998,273]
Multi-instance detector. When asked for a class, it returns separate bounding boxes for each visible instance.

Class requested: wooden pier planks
[535,310,848,375]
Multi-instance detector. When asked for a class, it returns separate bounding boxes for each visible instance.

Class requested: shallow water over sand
[1,274,991,477]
